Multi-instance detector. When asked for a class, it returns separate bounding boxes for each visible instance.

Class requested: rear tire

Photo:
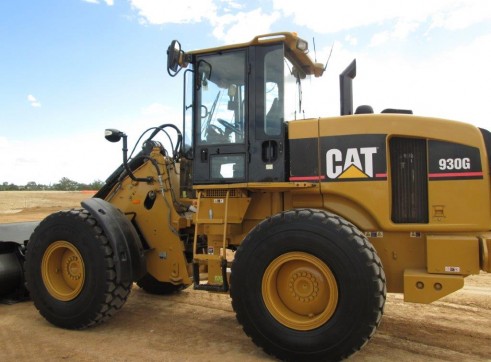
[25,209,132,329]
[137,273,185,295]
[231,209,386,362]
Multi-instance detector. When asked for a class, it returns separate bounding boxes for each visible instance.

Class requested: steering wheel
[209,124,225,136]
[217,118,241,134]
[206,124,229,143]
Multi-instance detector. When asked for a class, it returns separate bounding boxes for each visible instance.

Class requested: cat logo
[326,147,377,179]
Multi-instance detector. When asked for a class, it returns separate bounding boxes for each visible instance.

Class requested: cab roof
[187,32,325,78]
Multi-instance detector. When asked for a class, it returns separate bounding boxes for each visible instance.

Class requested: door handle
[262,140,277,162]
[201,148,208,162]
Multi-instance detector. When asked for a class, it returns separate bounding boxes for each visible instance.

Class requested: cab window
[196,51,246,146]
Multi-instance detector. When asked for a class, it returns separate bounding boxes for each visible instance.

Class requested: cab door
[248,44,286,182]
[193,49,248,184]
[192,44,286,184]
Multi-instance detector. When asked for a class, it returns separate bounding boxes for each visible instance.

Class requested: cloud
[0,131,121,185]
[368,19,419,47]
[0,100,188,185]
[128,0,277,43]
[123,0,490,46]
[369,31,390,47]
[27,94,41,107]
[129,0,216,24]
[345,35,358,46]
[274,0,420,33]
[274,0,491,40]
[210,8,281,43]
[318,34,491,128]
[105,103,184,157]
[429,0,491,31]
[409,33,491,125]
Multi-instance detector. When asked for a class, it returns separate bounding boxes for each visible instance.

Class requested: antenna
[313,37,317,63]
[324,43,334,71]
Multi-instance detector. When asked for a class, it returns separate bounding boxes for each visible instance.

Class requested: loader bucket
[0,242,28,303]
[0,222,36,303]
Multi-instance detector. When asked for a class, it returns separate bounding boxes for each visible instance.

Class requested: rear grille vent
[203,189,242,198]
[390,137,429,223]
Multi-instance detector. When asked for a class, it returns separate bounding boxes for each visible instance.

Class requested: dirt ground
[0,191,490,361]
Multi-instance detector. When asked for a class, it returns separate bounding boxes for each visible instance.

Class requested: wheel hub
[289,271,319,302]
[65,255,82,280]
[42,240,85,301]
[262,252,338,330]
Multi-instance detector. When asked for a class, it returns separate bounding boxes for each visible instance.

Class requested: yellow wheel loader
[1,32,490,361]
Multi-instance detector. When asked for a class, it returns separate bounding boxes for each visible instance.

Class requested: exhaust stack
[340,59,356,116]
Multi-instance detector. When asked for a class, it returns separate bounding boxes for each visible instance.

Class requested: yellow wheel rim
[262,252,338,330]
[41,241,85,301]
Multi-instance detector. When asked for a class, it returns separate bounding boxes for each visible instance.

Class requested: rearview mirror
[197,59,212,90]
[167,40,182,76]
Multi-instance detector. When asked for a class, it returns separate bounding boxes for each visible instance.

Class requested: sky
[1,0,491,185]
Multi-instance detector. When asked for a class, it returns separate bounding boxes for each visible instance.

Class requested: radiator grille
[390,137,429,223]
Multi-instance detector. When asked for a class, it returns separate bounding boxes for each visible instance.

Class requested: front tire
[230,209,386,362]
[25,209,132,329]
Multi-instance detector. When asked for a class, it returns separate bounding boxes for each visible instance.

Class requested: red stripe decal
[289,176,325,181]
[429,171,483,178]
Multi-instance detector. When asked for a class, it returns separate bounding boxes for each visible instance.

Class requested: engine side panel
[288,114,491,232]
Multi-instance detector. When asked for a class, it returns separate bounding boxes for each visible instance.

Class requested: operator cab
[167,33,324,187]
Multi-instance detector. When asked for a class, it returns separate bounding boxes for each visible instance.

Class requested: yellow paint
[404,269,464,304]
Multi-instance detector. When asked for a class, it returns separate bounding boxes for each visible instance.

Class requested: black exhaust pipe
[340,59,356,116]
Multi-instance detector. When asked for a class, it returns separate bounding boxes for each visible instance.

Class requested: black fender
[82,198,146,284]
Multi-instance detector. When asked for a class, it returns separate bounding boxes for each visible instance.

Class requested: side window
[183,68,194,158]
[284,57,298,121]
[263,48,284,136]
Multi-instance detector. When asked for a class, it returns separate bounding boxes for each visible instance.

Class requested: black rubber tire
[137,273,185,295]
[230,209,386,362]
[25,209,132,329]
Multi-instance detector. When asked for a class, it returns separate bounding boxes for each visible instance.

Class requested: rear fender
[82,198,146,283]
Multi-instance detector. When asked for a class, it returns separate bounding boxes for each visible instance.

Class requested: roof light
[296,38,308,52]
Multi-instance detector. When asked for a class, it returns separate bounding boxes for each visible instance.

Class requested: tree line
[0,177,104,191]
